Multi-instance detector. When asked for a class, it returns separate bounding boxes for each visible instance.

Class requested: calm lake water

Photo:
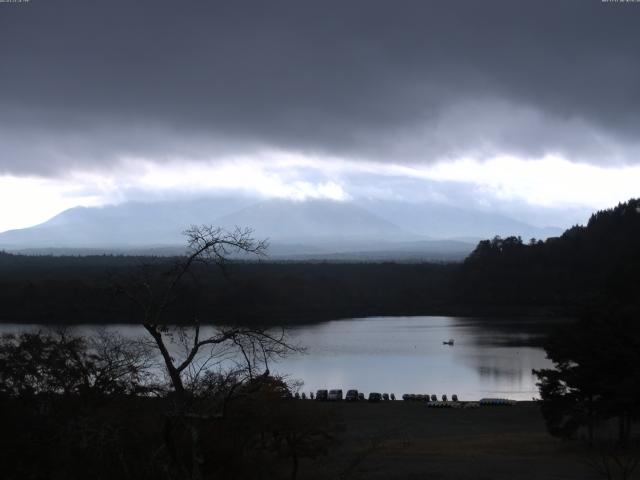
[0,316,559,400]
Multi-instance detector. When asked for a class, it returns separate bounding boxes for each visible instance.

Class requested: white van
[328,389,343,401]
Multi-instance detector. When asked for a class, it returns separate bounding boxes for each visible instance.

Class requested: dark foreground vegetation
[0,330,339,480]
[535,306,640,447]
[0,199,639,325]
[4,327,640,480]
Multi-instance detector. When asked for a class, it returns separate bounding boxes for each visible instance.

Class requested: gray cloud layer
[1,0,639,175]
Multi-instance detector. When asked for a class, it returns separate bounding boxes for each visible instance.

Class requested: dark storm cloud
[0,0,639,175]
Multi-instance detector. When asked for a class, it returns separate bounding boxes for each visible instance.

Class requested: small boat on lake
[442,339,454,346]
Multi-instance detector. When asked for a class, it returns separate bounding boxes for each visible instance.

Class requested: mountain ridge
[0,197,562,259]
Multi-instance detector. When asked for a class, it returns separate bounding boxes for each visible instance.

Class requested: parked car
[345,389,359,401]
[316,389,328,401]
[368,392,382,402]
[479,398,516,406]
[328,389,343,401]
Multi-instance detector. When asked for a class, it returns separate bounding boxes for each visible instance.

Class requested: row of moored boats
[297,389,516,406]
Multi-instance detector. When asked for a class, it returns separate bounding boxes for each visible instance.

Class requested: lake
[0,316,559,400]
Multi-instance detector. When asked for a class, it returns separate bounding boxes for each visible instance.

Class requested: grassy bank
[298,401,600,479]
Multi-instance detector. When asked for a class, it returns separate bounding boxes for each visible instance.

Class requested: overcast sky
[1,0,639,232]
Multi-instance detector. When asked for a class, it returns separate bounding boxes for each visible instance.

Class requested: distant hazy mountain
[355,200,562,241]
[0,196,561,260]
[0,198,412,249]
[271,238,476,262]
[0,197,254,249]
[214,199,414,243]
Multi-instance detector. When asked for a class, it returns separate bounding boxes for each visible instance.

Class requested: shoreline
[0,309,574,326]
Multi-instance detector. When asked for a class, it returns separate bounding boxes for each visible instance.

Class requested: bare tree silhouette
[114,225,303,479]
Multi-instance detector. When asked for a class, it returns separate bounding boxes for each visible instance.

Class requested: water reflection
[0,316,563,400]
[273,316,560,400]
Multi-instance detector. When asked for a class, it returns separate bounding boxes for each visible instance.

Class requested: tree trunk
[618,414,629,448]
[190,422,204,480]
[290,448,298,480]
[143,324,186,398]
[286,436,299,480]
[588,396,595,447]
[623,411,632,448]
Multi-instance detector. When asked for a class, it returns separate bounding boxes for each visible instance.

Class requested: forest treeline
[0,198,638,325]
[456,198,640,313]
[0,255,456,324]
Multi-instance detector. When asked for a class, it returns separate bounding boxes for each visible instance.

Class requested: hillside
[0,197,254,249]
[456,199,640,311]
